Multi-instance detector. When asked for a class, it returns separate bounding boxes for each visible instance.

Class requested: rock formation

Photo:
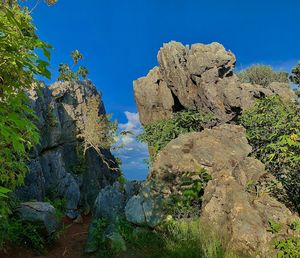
[15,81,119,218]
[132,42,299,257]
[148,124,298,257]
[134,41,296,125]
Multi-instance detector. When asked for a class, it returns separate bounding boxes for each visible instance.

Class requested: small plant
[289,220,300,231]
[90,217,108,248]
[267,220,282,234]
[165,168,212,219]
[70,144,87,175]
[45,103,58,127]
[274,237,300,258]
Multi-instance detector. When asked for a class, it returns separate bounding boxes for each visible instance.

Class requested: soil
[0,215,91,258]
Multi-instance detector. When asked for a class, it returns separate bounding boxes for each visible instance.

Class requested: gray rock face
[15,81,119,218]
[85,182,126,253]
[148,124,299,257]
[134,41,296,125]
[125,185,164,228]
[16,202,59,235]
[93,183,126,223]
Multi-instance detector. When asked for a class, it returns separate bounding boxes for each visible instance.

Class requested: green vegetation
[239,96,300,211]
[237,65,289,87]
[58,50,89,81]
[290,61,300,86]
[0,2,52,190]
[275,237,300,258]
[0,198,47,252]
[138,110,216,160]
[91,216,235,258]
[165,168,212,219]
[78,95,118,169]
[161,219,235,258]
[267,220,282,234]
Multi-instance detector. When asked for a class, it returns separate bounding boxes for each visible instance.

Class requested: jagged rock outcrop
[15,81,119,218]
[147,124,299,257]
[134,41,296,125]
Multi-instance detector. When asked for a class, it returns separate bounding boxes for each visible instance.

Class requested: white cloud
[112,112,149,180]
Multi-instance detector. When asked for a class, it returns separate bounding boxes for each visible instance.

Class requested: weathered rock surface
[134,41,296,125]
[125,185,163,228]
[16,202,59,236]
[15,81,119,218]
[85,182,126,253]
[148,124,298,257]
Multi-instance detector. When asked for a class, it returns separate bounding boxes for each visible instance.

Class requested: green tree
[0,3,52,189]
[58,50,89,81]
[239,96,300,212]
[290,61,300,86]
[237,65,289,87]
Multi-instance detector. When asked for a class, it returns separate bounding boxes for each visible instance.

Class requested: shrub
[274,237,300,258]
[237,65,289,87]
[239,96,300,211]
[290,61,300,86]
[164,168,212,219]
[138,110,216,160]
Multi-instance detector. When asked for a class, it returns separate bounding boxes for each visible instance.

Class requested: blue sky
[30,0,300,179]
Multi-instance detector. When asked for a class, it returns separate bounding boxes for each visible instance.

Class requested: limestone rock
[85,183,126,253]
[15,81,119,218]
[125,186,164,228]
[93,183,126,223]
[16,202,59,236]
[134,41,296,125]
[148,124,298,257]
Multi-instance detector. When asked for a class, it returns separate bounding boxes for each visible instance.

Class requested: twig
[29,0,41,14]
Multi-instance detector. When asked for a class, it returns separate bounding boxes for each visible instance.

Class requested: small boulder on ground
[16,202,59,236]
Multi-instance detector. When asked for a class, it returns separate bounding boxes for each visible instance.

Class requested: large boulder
[15,81,119,218]
[16,202,59,236]
[134,41,296,125]
[148,124,299,257]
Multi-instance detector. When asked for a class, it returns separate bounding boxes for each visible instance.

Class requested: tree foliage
[290,61,300,86]
[0,3,51,189]
[239,96,300,211]
[237,65,289,87]
[138,110,216,160]
[58,50,89,81]
[78,95,118,168]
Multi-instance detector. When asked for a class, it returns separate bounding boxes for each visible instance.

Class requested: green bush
[239,96,300,211]
[165,168,212,219]
[274,237,300,258]
[138,110,216,160]
[0,3,51,190]
[237,65,289,87]
[290,61,300,86]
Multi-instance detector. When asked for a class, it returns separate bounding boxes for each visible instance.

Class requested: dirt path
[1,215,91,258]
